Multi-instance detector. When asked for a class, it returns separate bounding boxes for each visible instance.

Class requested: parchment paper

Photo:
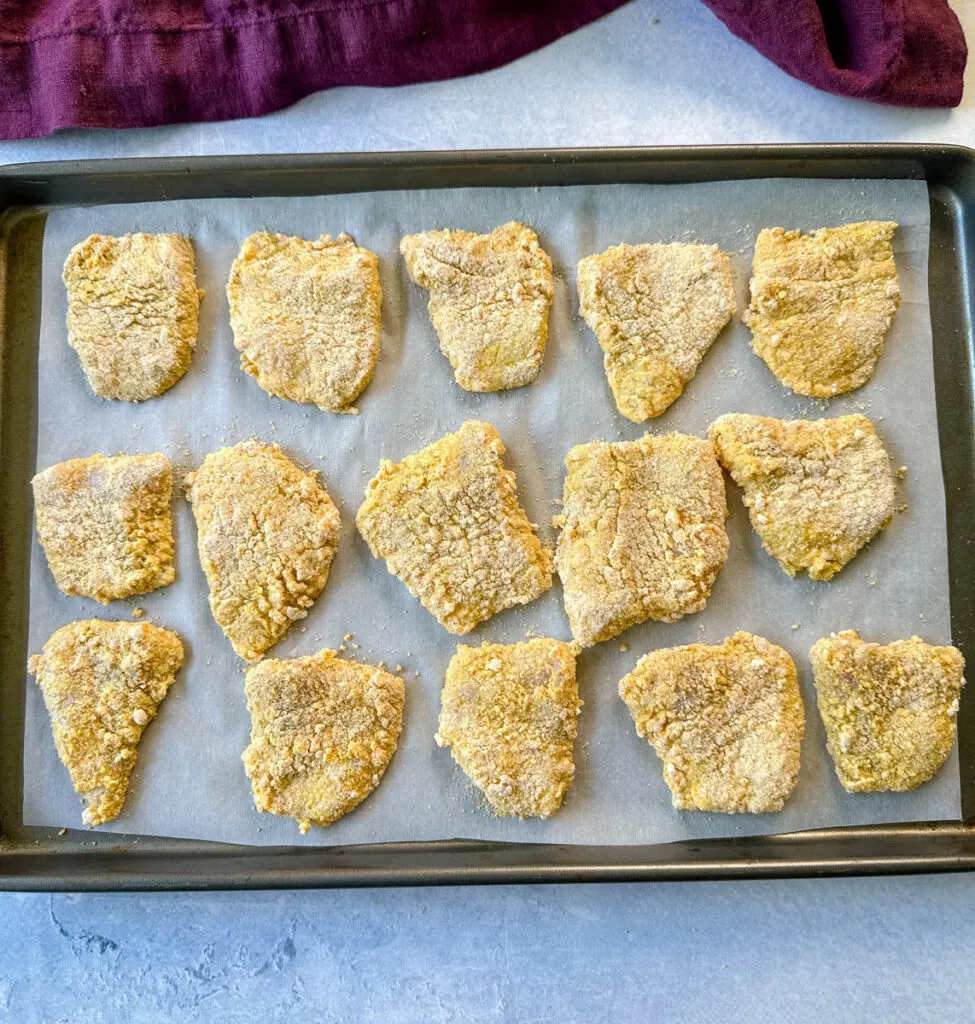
[23,177,960,846]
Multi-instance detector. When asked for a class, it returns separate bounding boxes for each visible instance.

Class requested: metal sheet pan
[2,145,974,890]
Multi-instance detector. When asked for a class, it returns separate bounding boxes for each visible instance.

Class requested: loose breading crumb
[619,632,804,813]
[227,232,382,413]
[132,607,144,618]
[400,222,554,391]
[356,420,553,634]
[709,413,895,581]
[436,639,581,818]
[32,453,176,603]
[63,233,202,401]
[28,620,184,826]
[810,630,965,792]
[554,432,728,647]
[242,649,404,832]
[184,441,340,662]
[577,242,735,421]
[744,221,900,397]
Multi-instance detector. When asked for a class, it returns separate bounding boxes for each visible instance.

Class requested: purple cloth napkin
[0,0,966,140]
[701,0,967,108]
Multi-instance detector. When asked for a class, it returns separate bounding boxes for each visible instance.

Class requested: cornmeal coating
[400,221,554,391]
[577,242,735,421]
[810,630,964,792]
[28,619,183,826]
[32,452,175,603]
[709,413,895,581]
[356,420,553,633]
[227,231,382,413]
[436,639,581,818]
[744,221,900,397]
[554,432,728,647]
[184,442,340,662]
[242,649,404,832]
[63,233,202,401]
[619,632,804,813]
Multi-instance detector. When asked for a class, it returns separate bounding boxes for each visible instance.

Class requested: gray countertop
[2,1,975,1020]
[5,876,975,1022]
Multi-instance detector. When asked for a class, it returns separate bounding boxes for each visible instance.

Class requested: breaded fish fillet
[242,649,404,832]
[63,233,202,401]
[619,632,804,813]
[356,420,553,633]
[28,619,184,826]
[810,630,964,792]
[184,442,340,662]
[32,452,175,603]
[577,242,735,421]
[554,432,728,647]
[744,221,900,397]
[709,413,895,581]
[436,638,581,818]
[400,221,554,391]
[227,231,382,413]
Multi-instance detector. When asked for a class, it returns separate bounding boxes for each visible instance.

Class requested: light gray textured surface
[3,877,975,1023]
[3,0,975,1020]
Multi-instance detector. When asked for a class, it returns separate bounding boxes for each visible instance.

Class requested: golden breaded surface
[227,231,382,413]
[63,233,202,401]
[28,619,183,826]
[242,649,404,832]
[32,453,175,603]
[744,221,900,397]
[577,242,735,421]
[810,630,964,792]
[436,639,581,818]
[184,442,340,662]
[356,420,553,634]
[709,413,895,581]
[554,432,728,647]
[619,632,804,813]
[400,222,553,391]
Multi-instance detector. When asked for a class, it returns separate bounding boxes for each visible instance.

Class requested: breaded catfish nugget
[227,231,382,413]
[33,452,175,603]
[619,632,804,813]
[811,630,964,792]
[577,242,735,421]
[242,649,404,832]
[185,442,340,662]
[63,233,202,401]
[554,432,728,647]
[356,421,553,633]
[709,413,895,581]
[400,222,554,391]
[29,619,183,826]
[745,221,900,397]
[436,639,581,818]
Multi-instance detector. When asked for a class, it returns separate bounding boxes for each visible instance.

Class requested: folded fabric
[701,0,967,108]
[0,0,967,140]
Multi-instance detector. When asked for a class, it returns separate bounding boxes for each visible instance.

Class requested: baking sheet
[22,177,960,847]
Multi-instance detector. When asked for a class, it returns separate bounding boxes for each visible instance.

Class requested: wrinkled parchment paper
[23,177,960,846]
